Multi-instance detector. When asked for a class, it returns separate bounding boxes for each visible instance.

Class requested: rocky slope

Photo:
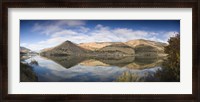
[40,41,89,56]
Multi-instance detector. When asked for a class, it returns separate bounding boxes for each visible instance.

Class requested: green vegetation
[155,34,180,81]
[134,44,157,53]
[115,71,156,82]
[134,45,158,57]
[20,63,38,82]
[116,71,142,82]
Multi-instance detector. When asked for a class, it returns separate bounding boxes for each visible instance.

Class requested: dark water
[21,55,164,82]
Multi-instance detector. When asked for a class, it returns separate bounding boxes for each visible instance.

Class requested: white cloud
[79,26,90,33]
[32,23,42,32]
[38,37,66,45]
[163,31,179,42]
[56,20,85,27]
[95,24,109,30]
[32,22,62,35]
[113,28,148,39]
[20,43,28,47]
[95,24,103,29]
[26,37,67,52]
[42,25,62,35]
[51,30,78,37]
[32,20,86,35]
[165,31,179,38]
[25,23,178,51]
[148,36,165,43]
[25,44,48,52]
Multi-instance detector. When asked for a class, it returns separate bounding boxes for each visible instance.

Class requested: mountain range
[39,39,167,57]
[20,47,38,56]
[20,47,31,54]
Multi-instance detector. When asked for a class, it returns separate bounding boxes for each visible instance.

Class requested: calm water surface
[21,55,163,82]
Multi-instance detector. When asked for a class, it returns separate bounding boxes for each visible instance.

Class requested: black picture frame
[1,0,199,102]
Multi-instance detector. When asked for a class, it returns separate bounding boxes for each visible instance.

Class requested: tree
[155,34,180,81]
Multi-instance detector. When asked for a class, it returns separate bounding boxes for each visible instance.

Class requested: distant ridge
[20,46,38,55]
[20,47,31,53]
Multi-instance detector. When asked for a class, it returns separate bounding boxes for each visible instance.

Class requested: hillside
[125,39,167,53]
[40,39,167,57]
[78,42,122,51]
[40,41,89,56]
[97,43,135,56]
[20,47,31,54]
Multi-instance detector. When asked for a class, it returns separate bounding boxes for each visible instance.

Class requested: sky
[20,20,180,51]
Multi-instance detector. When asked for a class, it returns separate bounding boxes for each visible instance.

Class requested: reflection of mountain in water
[96,56,135,67]
[134,57,158,65]
[80,59,109,66]
[124,57,163,69]
[43,55,164,70]
[43,55,86,68]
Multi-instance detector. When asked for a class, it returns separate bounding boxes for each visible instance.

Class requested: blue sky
[20,20,180,51]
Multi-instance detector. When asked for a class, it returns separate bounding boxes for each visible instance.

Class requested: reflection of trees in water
[115,71,159,82]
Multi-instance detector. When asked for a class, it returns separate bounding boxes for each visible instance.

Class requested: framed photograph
[1,0,199,101]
